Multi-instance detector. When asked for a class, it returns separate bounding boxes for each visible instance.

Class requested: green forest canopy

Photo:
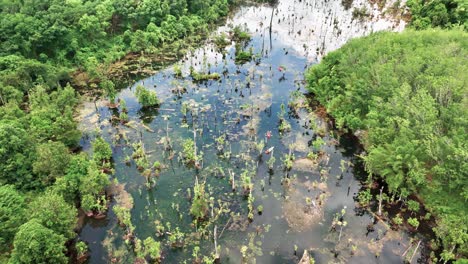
[0,0,466,262]
[306,29,467,261]
[0,0,231,262]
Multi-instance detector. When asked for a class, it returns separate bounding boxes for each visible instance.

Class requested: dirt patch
[109,183,134,210]
[283,183,329,231]
[292,158,318,172]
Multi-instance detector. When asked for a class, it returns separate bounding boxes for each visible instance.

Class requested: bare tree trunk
[409,240,421,263]
[378,186,384,216]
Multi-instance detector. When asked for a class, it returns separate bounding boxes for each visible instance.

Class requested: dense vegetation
[0,0,235,262]
[406,0,467,29]
[306,29,467,261]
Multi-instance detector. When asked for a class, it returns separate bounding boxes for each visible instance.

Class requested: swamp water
[78,0,421,263]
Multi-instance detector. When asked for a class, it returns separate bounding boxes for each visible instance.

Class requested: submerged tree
[136,85,160,107]
[190,178,209,220]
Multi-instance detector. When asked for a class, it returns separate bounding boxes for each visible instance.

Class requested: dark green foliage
[407,0,467,29]
[9,220,67,264]
[0,120,34,188]
[0,185,26,252]
[306,29,467,260]
[33,141,71,186]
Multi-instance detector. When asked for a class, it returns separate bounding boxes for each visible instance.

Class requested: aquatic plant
[247,191,255,221]
[189,66,221,81]
[143,237,161,261]
[190,178,209,220]
[168,227,185,248]
[408,217,420,229]
[278,103,291,133]
[392,215,403,226]
[76,241,88,260]
[267,155,276,170]
[241,169,254,195]
[174,64,183,78]
[312,137,325,152]
[407,200,420,214]
[114,205,135,235]
[357,189,372,207]
[232,26,251,42]
[135,85,159,107]
[182,138,198,164]
[213,33,231,48]
[119,111,128,123]
[282,152,295,171]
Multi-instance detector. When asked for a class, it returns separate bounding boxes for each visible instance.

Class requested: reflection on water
[224,0,406,61]
[78,0,418,263]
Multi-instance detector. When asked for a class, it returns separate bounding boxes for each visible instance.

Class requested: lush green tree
[306,29,468,259]
[9,220,67,264]
[53,153,90,203]
[29,191,77,239]
[92,137,112,164]
[33,141,71,186]
[0,185,26,252]
[79,162,110,213]
[0,120,34,189]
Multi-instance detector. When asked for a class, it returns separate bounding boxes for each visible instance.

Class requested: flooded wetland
[78,0,425,263]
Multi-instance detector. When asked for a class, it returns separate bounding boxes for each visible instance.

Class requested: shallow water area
[78,0,422,263]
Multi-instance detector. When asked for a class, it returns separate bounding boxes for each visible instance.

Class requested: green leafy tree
[92,136,112,164]
[33,141,71,186]
[0,120,33,189]
[0,185,26,251]
[9,220,67,264]
[29,191,77,239]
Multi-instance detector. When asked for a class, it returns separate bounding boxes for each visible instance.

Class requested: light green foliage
[393,215,403,226]
[92,137,112,163]
[282,153,295,170]
[76,241,88,257]
[408,217,420,229]
[0,185,26,251]
[182,139,198,164]
[29,191,77,239]
[143,237,161,260]
[241,169,253,194]
[312,137,325,152]
[190,180,209,219]
[307,29,467,257]
[136,85,160,107]
[407,200,420,213]
[79,162,110,213]
[9,220,67,264]
[278,103,291,133]
[114,205,135,233]
[357,189,372,207]
[232,26,251,42]
[189,67,221,81]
